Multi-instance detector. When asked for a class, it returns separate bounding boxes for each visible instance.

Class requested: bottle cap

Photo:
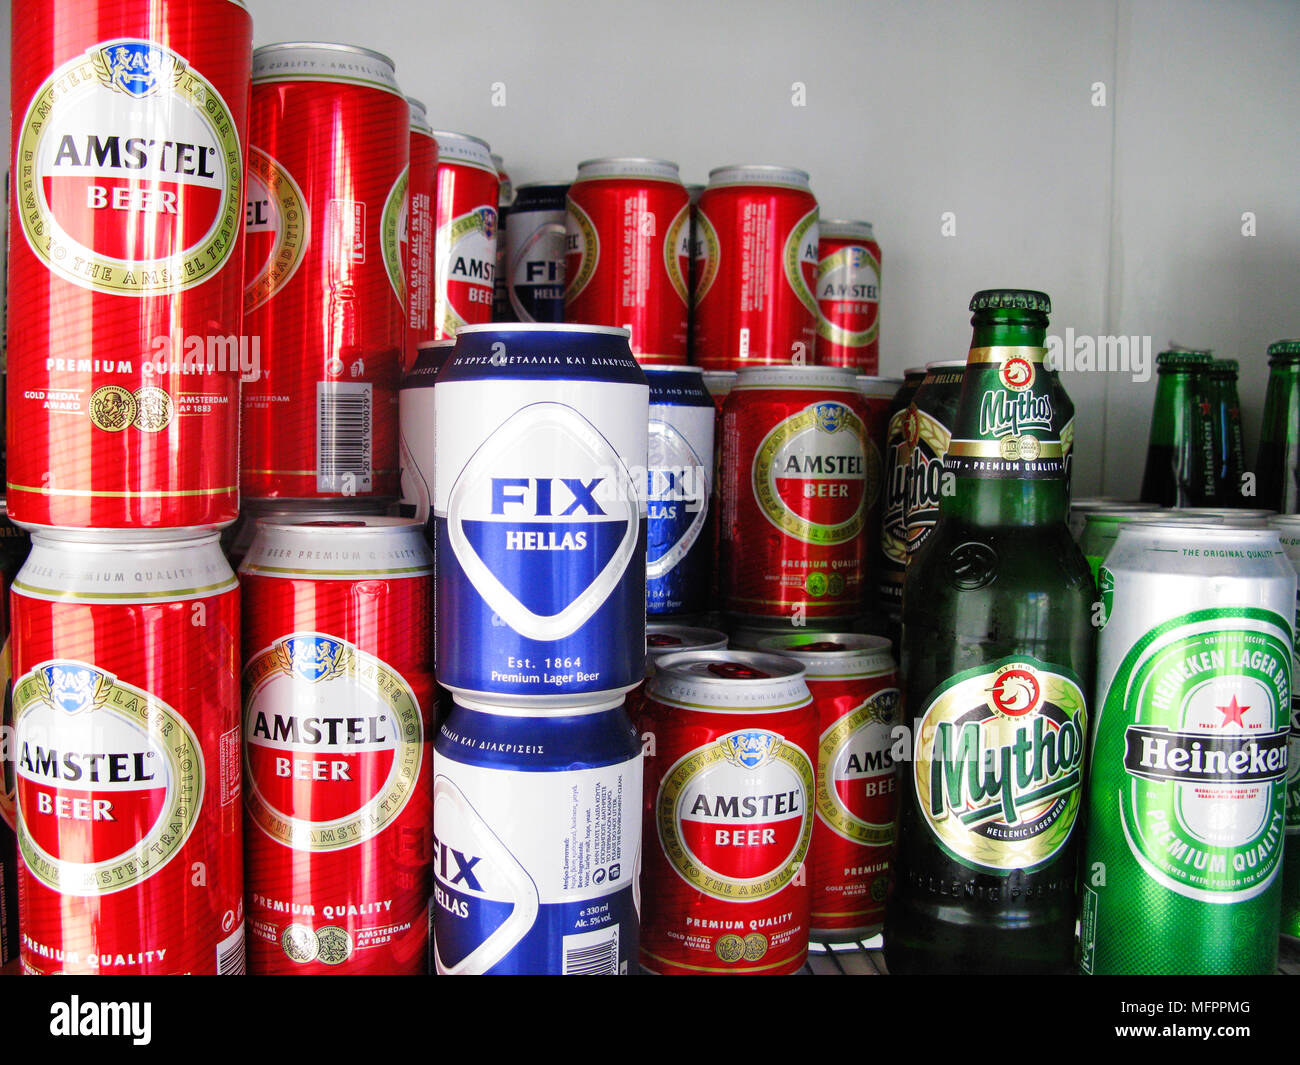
[968,289,1051,314]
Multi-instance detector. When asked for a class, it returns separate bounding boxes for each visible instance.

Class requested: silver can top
[252,42,400,95]
[648,650,811,713]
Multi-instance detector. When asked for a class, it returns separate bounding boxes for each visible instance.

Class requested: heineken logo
[1123,726,1288,785]
[978,390,1053,439]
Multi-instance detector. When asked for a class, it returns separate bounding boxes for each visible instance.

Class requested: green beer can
[1272,514,1300,942]
[1081,521,1296,974]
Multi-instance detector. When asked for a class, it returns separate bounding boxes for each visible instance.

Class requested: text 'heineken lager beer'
[885,290,1095,975]
[1081,521,1295,974]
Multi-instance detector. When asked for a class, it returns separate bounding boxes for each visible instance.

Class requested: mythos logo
[447,402,642,642]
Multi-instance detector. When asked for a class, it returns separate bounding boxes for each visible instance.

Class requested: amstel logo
[244,147,309,313]
[17,38,243,295]
[783,208,821,317]
[563,199,599,301]
[814,243,881,347]
[690,208,720,304]
[243,634,424,851]
[816,688,899,845]
[12,660,203,895]
[437,205,498,335]
[664,203,692,306]
[656,729,814,901]
[382,166,409,307]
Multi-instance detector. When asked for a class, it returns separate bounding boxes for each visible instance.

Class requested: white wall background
[4,0,1298,497]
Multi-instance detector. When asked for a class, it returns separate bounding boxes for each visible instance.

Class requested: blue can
[506,183,568,323]
[646,366,715,616]
[433,324,648,703]
[432,696,642,974]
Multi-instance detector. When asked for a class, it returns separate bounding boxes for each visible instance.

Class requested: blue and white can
[646,366,715,616]
[399,339,455,521]
[507,183,568,323]
[434,324,649,702]
[432,695,642,974]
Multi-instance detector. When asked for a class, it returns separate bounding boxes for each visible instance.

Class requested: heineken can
[1076,505,1171,581]
[1272,514,1300,941]
[1067,497,1129,541]
[1081,521,1296,974]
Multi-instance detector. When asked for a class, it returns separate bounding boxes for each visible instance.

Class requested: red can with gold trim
[815,220,881,373]
[404,98,439,363]
[431,131,499,341]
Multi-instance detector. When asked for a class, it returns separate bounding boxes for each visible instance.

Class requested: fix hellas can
[692,166,820,370]
[433,325,649,703]
[639,650,816,974]
[241,43,409,502]
[1081,521,1295,974]
[507,182,568,323]
[564,158,690,364]
[6,0,252,530]
[815,220,881,373]
[240,517,436,974]
[405,97,439,361]
[647,366,714,616]
[11,531,243,974]
[755,632,899,940]
[431,131,499,340]
[432,694,642,974]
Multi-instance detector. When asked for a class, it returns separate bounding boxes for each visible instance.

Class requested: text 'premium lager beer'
[886,290,1095,975]
[7,0,252,530]
[1081,521,1295,974]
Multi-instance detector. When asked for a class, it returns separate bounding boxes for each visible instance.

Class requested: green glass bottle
[1256,341,1300,514]
[1207,359,1247,506]
[884,290,1096,975]
[1139,350,1216,507]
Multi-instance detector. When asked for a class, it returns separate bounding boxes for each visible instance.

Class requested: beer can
[223,496,390,569]
[564,158,690,364]
[7,0,252,530]
[434,325,648,703]
[405,98,439,361]
[507,183,568,323]
[647,366,714,617]
[242,43,409,502]
[756,632,899,940]
[626,623,729,723]
[639,650,816,974]
[398,338,455,522]
[815,220,881,373]
[901,361,966,565]
[1067,496,1131,541]
[874,368,926,633]
[0,499,31,965]
[1077,505,1182,581]
[727,614,844,651]
[432,694,642,974]
[492,153,513,209]
[1271,514,1300,941]
[720,366,877,621]
[1081,521,1296,974]
[431,131,499,340]
[492,201,512,323]
[240,517,436,974]
[692,166,820,370]
[11,531,243,974]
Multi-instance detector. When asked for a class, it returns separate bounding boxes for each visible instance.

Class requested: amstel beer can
[1081,521,1296,974]
[647,367,714,616]
[405,98,439,361]
[720,366,877,621]
[11,531,243,974]
[874,368,925,633]
[492,153,513,209]
[434,325,649,703]
[223,497,390,569]
[0,500,31,964]
[755,633,899,940]
[7,0,252,530]
[431,131,499,340]
[564,158,690,364]
[242,43,409,502]
[901,362,965,564]
[507,183,568,323]
[815,220,881,373]
[398,338,455,522]
[1272,514,1300,941]
[692,166,820,370]
[626,623,728,722]
[432,694,642,974]
[240,517,436,974]
[640,650,817,974]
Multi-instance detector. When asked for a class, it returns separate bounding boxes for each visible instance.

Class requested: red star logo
[1216,695,1249,727]
[1198,400,1211,415]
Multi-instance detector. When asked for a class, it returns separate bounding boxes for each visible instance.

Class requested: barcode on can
[317,382,373,493]
[561,926,620,975]
[217,923,246,975]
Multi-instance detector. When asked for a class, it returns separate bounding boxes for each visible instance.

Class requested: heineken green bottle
[1140,350,1217,507]
[884,290,1096,975]
[1257,340,1300,514]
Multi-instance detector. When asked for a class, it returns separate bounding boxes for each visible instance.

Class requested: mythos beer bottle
[884,290,1095,975]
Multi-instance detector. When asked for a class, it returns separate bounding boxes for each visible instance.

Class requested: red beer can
[431,131,499,340]
[626,623,729,724]
[640,650,816,975]
[720,366,877,621]
[241,43,408,503]
[405,98,439,364]
[240,517,436,974]
[0,499,32,965]
[564,158,691,364]
[692,166,820,370]
[11,531,243,974]
[755,632,899,940]
[6,0,252,530]
[815,220,881,374]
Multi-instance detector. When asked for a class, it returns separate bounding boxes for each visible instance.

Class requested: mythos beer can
[240,518,436,974]
[647,367,715,616]
[639,650,817,974]
[241,43,409,502]
[1081,521,1295,974]
[11,531,243,974]
[7,0,252,530]
[432,695,642,974]
[507,182,568,323]
[815,220,882,373]
[431,131,499,340]
[434,325,649,703]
